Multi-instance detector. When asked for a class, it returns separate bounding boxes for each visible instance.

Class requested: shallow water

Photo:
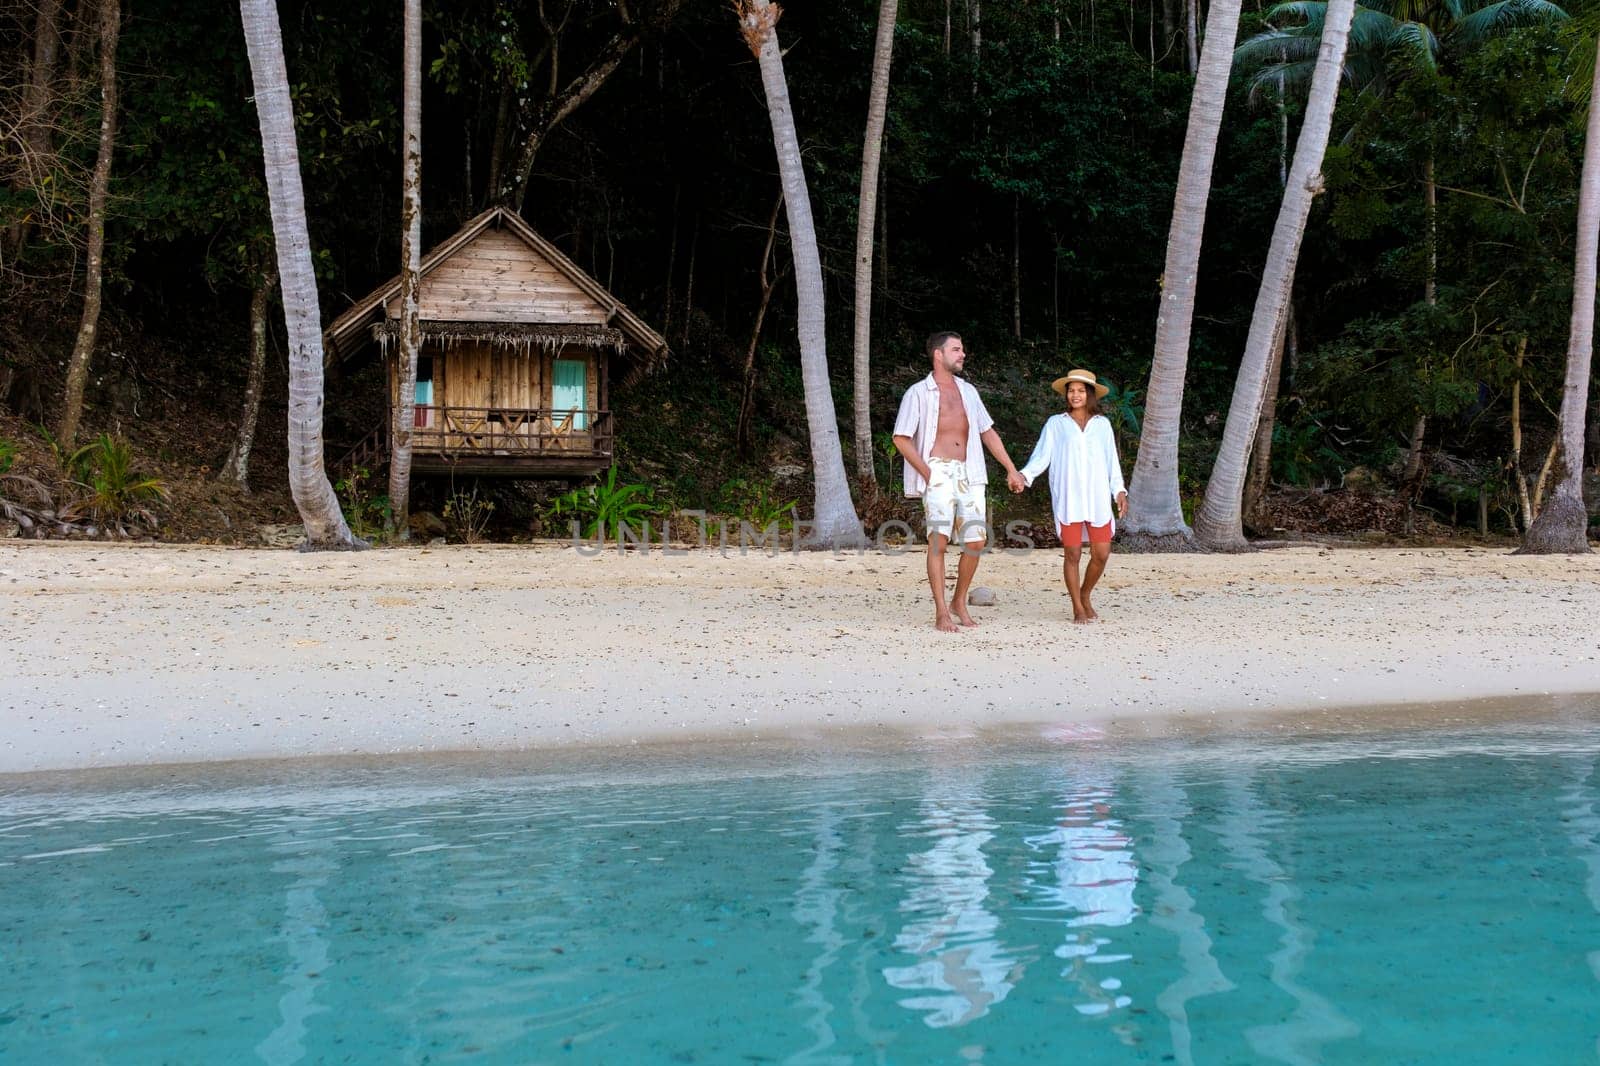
[4,709,1600,1064]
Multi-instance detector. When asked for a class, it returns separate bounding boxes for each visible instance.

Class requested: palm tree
[1194,0,1359,550]
[1122,0,1247,551]
[239,0,363,549]
[1519,37,1600,554]
[852,0,899,489]
[389,0,423,538]
[736,0,867,548]
[1236,0,1567,489]
[56,0,121,451]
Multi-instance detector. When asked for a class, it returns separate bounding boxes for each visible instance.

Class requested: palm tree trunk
[239,0,363,549]
[1121,0,1243,551]
[56,0,120,451]
[220,268,277,488]
[737,0,866,548]
[852,0,898,486]
[1193,0,1355,551]
[389,0,423,539]
[1519,39,1600,554]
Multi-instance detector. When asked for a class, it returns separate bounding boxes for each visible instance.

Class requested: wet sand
[2,541,1598,773]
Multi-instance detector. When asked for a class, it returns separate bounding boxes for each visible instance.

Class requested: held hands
[1006,470,1026,494]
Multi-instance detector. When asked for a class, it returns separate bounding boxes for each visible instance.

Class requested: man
[892,332,1025,632]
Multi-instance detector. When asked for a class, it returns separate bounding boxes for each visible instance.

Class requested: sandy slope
[2,541,1597,773]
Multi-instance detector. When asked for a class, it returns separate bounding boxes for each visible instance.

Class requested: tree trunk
[737,0,866,548]
[1520,39,1600,554]
[389,0,423,539]
[1185,0,1198,73]
[1121,0,1243,551]
[1011,192,1022,340]
[56,0,120,451]
[682,211,699,349]
[5,0,65,255]
[1193,0,1355,551]
[852,0,898,484]
[739,190,786,456]
[1243,306,1291,529]
[485,79,513,206]
[1243,72,1295,531]
[220,269,277,488]
[239,0,363,549]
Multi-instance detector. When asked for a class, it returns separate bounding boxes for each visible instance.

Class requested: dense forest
[2,0,1597,548]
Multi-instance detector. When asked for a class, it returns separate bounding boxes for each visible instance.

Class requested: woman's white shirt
[1019,413,1126,529]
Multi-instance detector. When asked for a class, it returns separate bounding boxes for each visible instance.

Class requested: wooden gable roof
[324,206,668,364]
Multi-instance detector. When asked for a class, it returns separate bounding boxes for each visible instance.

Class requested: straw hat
[1051,368,1110,399]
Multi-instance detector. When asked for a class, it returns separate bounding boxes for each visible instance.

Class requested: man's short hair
[926,331,961,358]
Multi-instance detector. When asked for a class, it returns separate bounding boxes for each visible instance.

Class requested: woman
[1018,369,1128,622]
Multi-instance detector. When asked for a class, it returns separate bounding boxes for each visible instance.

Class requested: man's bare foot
[1072,612,1092,624]
[935,614,961,633]
[954,607,980,627]
[1082,597,1099,622]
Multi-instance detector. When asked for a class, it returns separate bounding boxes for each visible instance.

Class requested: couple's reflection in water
[881,768,1035,1030]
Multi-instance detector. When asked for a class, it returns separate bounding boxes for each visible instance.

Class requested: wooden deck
[340,406,615,479]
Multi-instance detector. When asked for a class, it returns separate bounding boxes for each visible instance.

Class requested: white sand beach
[2,541,1598,773]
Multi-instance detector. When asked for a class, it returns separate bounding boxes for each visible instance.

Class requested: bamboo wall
[388,342,604,451]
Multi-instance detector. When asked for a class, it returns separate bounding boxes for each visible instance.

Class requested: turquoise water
[4,714,1600,1064]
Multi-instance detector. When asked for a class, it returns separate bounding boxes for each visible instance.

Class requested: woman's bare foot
[954,606,980,627]
[935,613,961,633]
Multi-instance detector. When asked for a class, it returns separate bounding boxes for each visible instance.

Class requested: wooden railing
[408,406,614,458]
[336,419,389,479]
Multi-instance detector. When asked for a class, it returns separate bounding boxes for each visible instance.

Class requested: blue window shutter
[552,359,587,430]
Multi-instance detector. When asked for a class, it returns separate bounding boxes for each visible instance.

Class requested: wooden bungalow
[325,206,668,478]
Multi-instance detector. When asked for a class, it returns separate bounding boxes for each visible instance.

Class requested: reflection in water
[789,800,850,1066]
[255,818,338,1066]
[1562,758,1600,1060]
[1025,772,1140,1023]
[1140,769,1234,1066]
[1214,776,1357,1065]
[884,772,1030,1031]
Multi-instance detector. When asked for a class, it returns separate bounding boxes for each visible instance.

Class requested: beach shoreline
[3,541,1598,774]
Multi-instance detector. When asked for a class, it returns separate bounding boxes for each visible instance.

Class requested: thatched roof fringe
[372,321,626,358]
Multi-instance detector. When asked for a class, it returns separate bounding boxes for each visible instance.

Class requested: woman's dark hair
[1063,379,1101,417]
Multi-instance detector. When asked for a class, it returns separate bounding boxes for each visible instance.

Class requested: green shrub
[0,438,15,476]
[546,466,655,540]
[334,465,392,542]
[442,485,495,543]
[717,476,797,532]
[64,435,169,535]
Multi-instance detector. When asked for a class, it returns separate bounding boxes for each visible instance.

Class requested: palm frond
[1387,20,1441,73]
[1235,27,1326,70]
[1454,0,1570,44]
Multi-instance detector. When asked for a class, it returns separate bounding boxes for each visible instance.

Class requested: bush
[63,434,169,536]
[546,466,655,540]
[334,465,392,543]
[442,485,495,543]
[716,476,798,532]
[0,438,15,476]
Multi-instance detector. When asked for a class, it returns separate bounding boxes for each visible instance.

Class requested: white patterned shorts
[923,457,988,543]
